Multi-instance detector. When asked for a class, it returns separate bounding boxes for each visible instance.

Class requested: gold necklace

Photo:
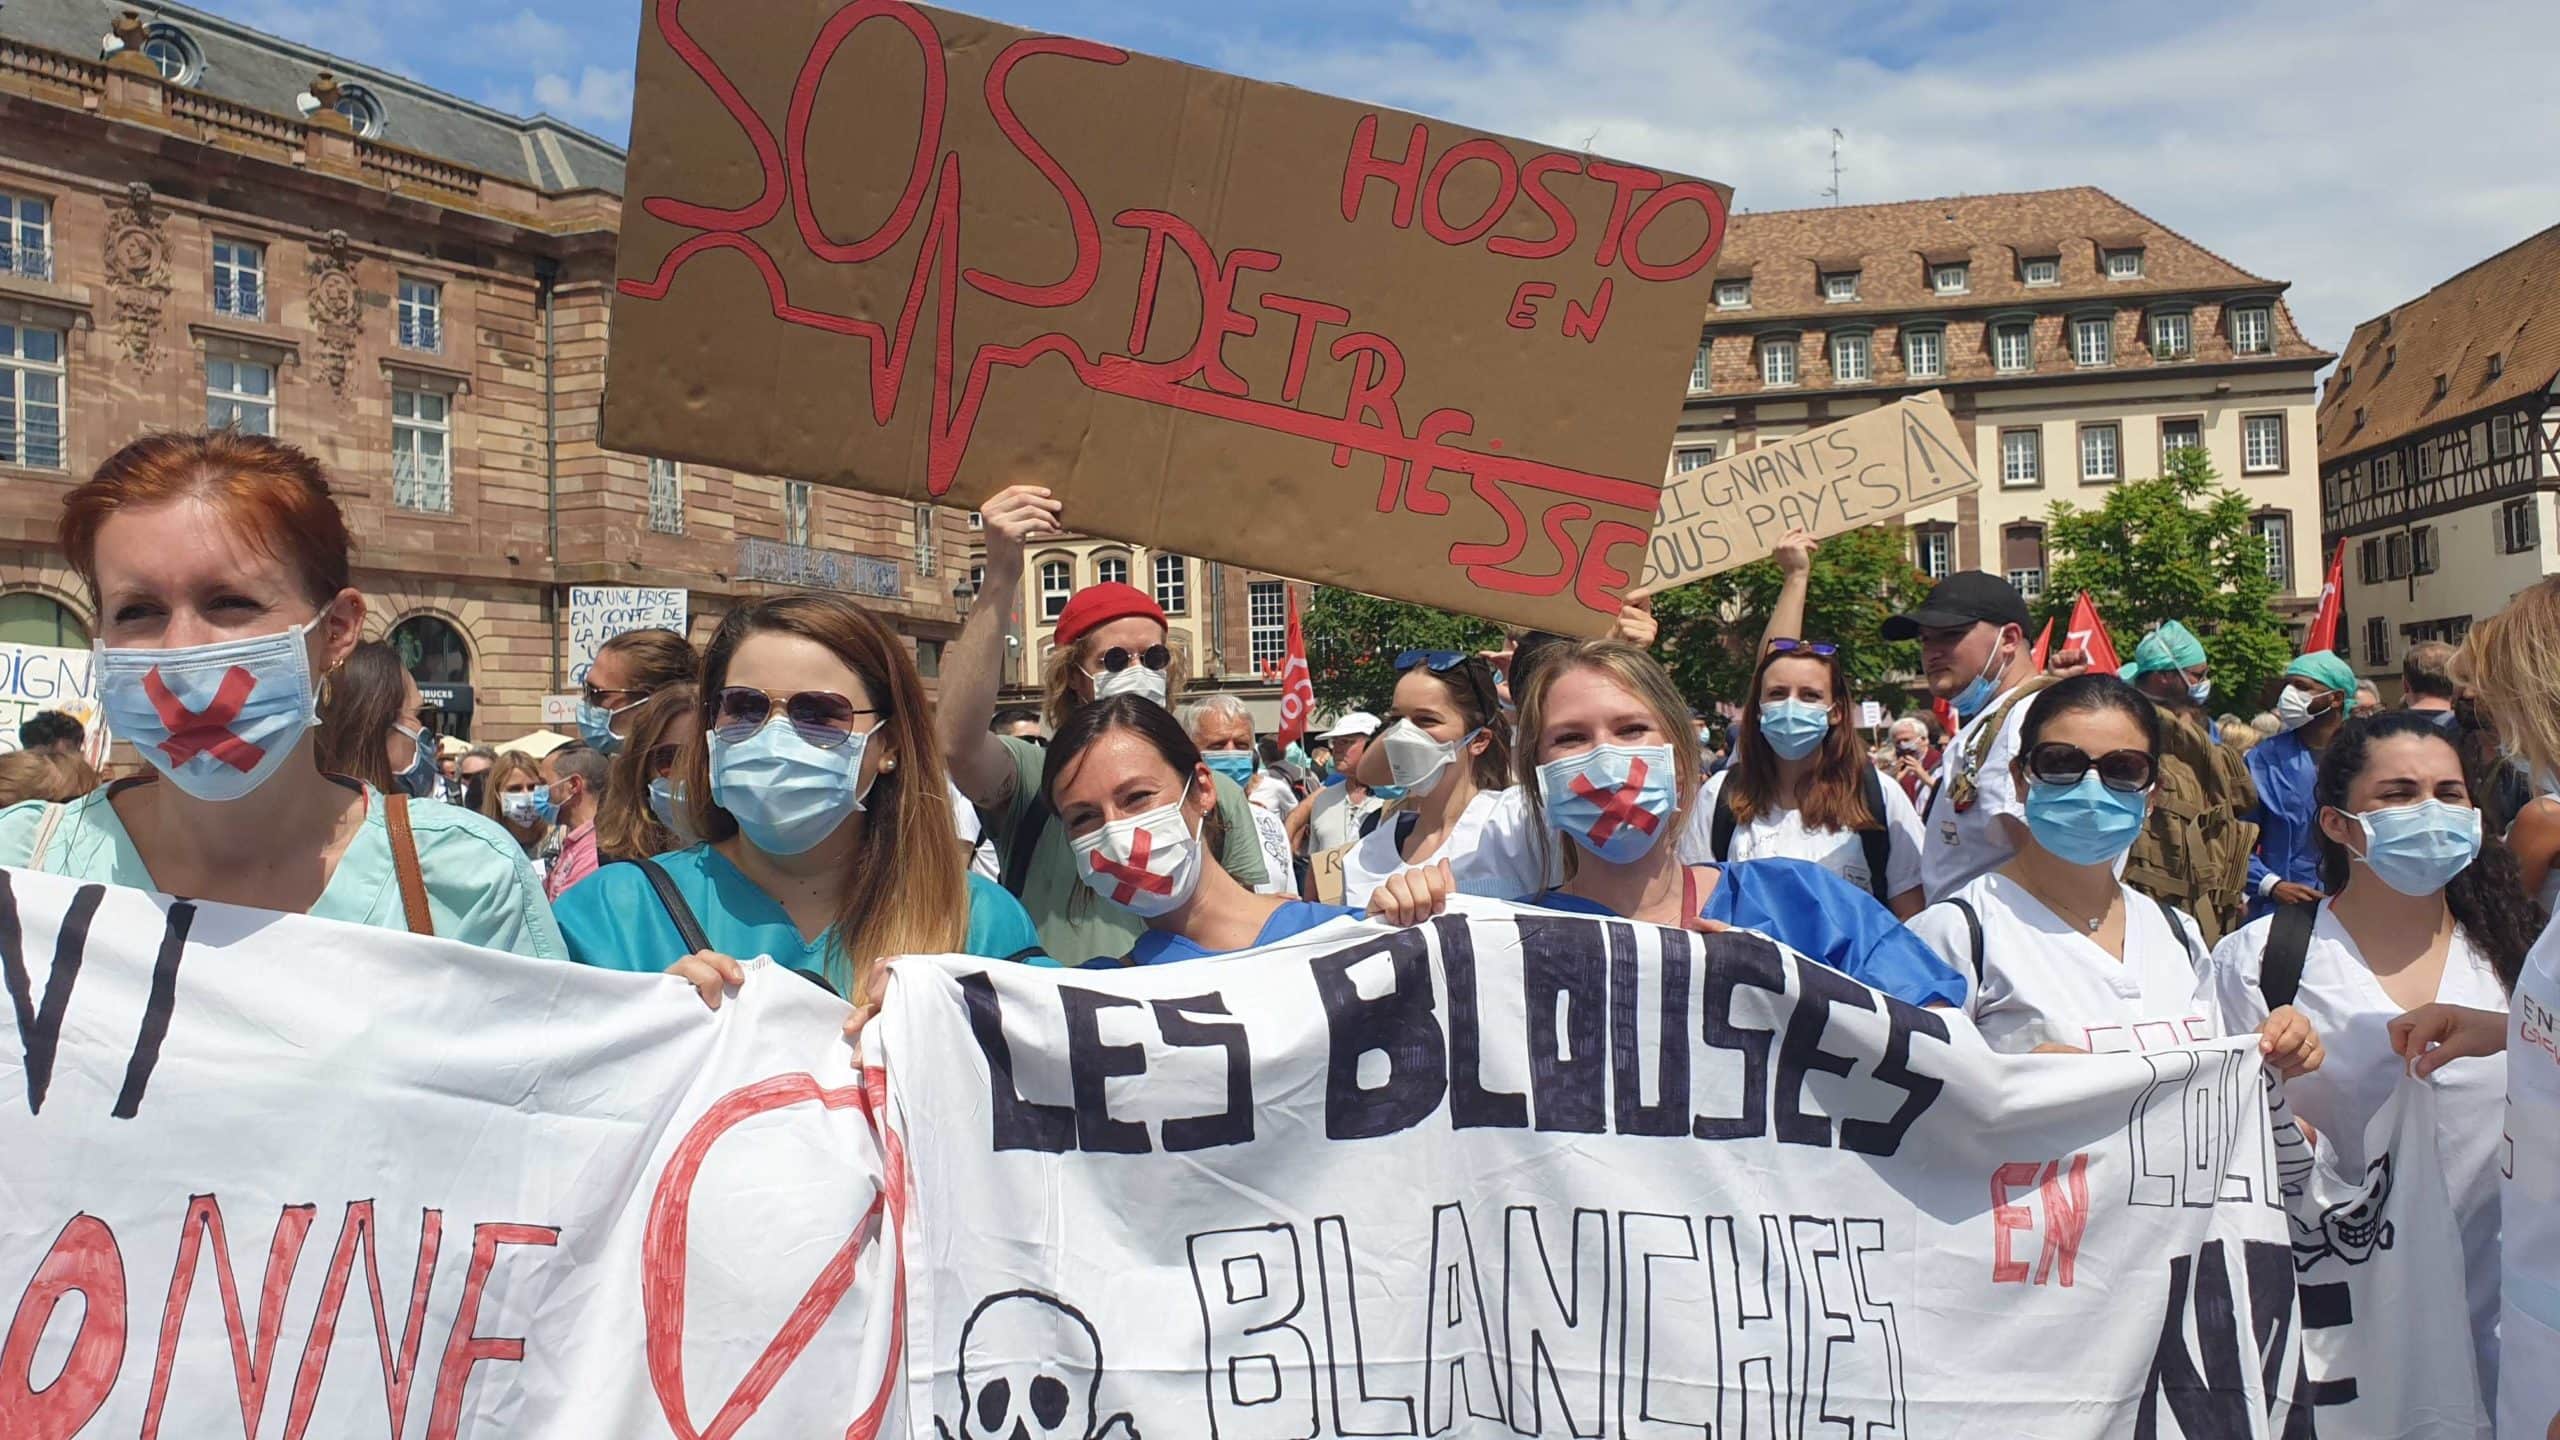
[2017,872,2112,934]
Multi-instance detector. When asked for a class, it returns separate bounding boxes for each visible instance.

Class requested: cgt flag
[1276,588,1314,747]
[2304,538,2348,655]
[2065,592,2123,675]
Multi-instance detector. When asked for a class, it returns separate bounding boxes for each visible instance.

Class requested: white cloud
[1231,0,2560,354]
[466,9,576,69]
[531,65,634,131]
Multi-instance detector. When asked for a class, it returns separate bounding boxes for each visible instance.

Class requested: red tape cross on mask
[143,665,268,772]
[1570,758,1660,844]
[1087,827,1176,906]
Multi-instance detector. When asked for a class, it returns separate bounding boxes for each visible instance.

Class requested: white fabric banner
[875,899,2484,1439]
[0,867,897,1438]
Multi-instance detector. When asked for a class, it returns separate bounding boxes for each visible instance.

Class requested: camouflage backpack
[2123,707,2259,946]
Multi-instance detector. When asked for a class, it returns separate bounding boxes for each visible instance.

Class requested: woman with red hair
[0,431,563,955]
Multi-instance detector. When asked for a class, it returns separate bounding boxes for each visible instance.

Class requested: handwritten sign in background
[603,1,1730,635]
[566,586,689,689]
[0,642,104,759]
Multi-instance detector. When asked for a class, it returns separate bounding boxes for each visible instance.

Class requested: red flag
[1932,696,1958,738]
[1276,587,1315,746]
[2030,619,2055,668]
[2065,592,2122,674]
[2304,538,2347,655]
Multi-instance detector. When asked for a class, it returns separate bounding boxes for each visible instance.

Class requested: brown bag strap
[383,792,435,938]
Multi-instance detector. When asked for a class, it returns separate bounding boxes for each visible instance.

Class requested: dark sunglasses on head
[1766,637,1839,658]
[1095,644,1172,674]
[1395,649,1471,672]
[709,686,880,749]
[2026,742,2157,793]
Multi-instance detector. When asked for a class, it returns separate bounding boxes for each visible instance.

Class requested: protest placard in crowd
[1642,391,1982,590]
[603,1,1728,635]
[0,641,101,755]
[565,585,689,688]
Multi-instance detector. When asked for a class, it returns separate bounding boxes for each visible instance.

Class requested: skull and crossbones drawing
[937,1290,1140,1440]
[2292,1152,2396,1271]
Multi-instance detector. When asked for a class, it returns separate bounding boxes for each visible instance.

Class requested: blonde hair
[1512,640,1703,884]
[481,750,549,852]
[2454,577,2560,780]
[1040,627,1191,732]
[596,684,696,861]
[0,749,101,808]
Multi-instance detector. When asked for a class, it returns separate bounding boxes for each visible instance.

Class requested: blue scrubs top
[555,843,1047,984]
[2243,730,2323,916]
[1127,901,1359,966]
[1519,856,1966,1008]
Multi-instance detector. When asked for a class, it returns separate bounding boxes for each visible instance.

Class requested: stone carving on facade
[101,182,172,372]
[307,229,362,394]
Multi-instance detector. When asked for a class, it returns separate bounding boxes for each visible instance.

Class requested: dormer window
[2384,344,2397,371]
[1822,271,1859,303]
[2104,247,2144,280]
[2434,374,2449,401]
[1931,263,1969,296]
[2021,257,2060,287]
[2230,305,2272,356]
[1715,279,1751,310]
[2338,364,2353,389]
[2149,309,2193,360]
[2353,406,2367,429]
[2489,353,2505,380]
[138,24,203,85]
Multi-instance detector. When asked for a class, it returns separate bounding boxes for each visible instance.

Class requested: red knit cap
[1053,581,1167,647]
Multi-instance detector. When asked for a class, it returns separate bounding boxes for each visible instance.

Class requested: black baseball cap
[1880,571,2032,641]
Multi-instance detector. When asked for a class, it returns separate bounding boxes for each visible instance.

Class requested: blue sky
[197,0,2560,355]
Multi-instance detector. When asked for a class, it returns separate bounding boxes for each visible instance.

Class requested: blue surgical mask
[2188,679,2214,706]
[97,618,322,803]
[576,699,635,756]
[1202,751,1257,789]
[1758,699,1832,760]
[501,791,544,826]
[2024,773,2149,867]
[1538,743,1678,865]
[648,778,700,847]
[2344,800,2482,897]
[1950,643,2006,722]
[532,786,560,824]
[393,723,439,797]
[711,720,873,856]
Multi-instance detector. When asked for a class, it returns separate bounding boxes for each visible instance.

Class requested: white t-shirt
[2212,904,2506,1403]
[1908,872,2214,1054]
[1342,788,1513,908]
[2502,919,2560,1438]
[1248,772,1297,816]
[949,779,997,881]
[1920,682,2043,903]
[1247,805,1294,897]
[1686,770,1925,901]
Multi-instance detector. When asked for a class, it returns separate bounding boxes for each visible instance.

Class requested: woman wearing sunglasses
[1342,651,1515,908]
[576,627,696,757]
[554,594,1043,1001]
[595,684,702,862]
[2210,711,2535,1407]
[1906,674,2323,1071]
[1463,639,1964,1007]
[0,431,562,957]
[1692,637,1926,919]
[937,486,1269,962]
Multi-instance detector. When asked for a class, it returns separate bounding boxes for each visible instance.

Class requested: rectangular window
[1823,272,1858,302]
[212,240,266,320]
[2106,248,2144,279]
[1248,580,1288,671]
[2364,617,2389,668]
[2412,525,2439,576]
[2385,531,2411,580]
[1831,331,1870,383]
[1903,327,1944,379]
[2003,526,2046,602]
[2252,513,2291,587]
[2151,311,2192,358]
[648,458,684,534]
[2359,537,2381,584]
[2001,428,2042,488]
[1760,337,1797,386]
[1932,263,1968,295]
[912,503,936,577]
[784,480,813,547]
[1152,553,1189,615]
[0,322,65,469]
[2022,257,2059,287]
[1672,446,1716,473]
[2231,306,2271,356]
[396,277,442,351]
[2243,413,2285,473]
[2492,414,2516,458]
[0,190,50,282]
[2502,497,2542,554]
[1993,322,2032,373]
[1715,279,1751,309]
[1094,553,1129,588]
[2160,418,2202,461]
[205,357,274,434]
[390,387,452,513]
[2079,423,2121,483]
[1039,559,1072,620]
[1916,529,1954,579]
[1688,345,1710,394]
[2071,316,2112,367]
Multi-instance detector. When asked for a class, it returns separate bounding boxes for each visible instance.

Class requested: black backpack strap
[1358,805,1387,840]
[2154,896,2204,968]
[2260,901,2317,1011]
[1946,896,1984,984]
[1855,767,1894,906]
[622,857,713,957]
[1002,792,1050,899]
[1709,781,1738,861]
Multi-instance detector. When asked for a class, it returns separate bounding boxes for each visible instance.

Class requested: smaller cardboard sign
[1641,392,1981,591]
[1310,845,1348,906]
[566,586,688,689]
[0,642,104,759]
[1859,700,1886,730]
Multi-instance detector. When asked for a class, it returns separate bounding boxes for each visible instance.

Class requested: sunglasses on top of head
[709,686,880,749]
[1765,637,1838,658]
[2025,742,2157,793]
[1396,650,1498,704]
[1093,644,1172,674]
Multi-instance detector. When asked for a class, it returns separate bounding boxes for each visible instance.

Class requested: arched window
[0,592,87,648]
[389,614,473,738]
[333,84,386,139]
[1092,551,1131,589]
[140,24,203,85]
[1038,559,1073,621]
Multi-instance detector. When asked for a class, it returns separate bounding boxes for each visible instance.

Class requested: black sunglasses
[2025,742,2157,793]
[1766,637,1839,658]
[709,687,881,750]
[1094,644,1172,674]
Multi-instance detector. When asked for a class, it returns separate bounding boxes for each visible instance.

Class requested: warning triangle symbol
[1901,407,1980,500]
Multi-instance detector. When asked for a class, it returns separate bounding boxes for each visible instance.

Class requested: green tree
[2042,446,2291,708]
[1302,588,1503,714]
[1651,524,1932,719]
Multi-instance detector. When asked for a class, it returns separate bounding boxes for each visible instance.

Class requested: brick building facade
[0,1,979,742]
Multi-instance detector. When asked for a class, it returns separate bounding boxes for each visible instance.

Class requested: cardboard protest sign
[1641,391,1981,590]
[604,2,1730,635]
[0,641,104,758]
[566,585,688,688]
